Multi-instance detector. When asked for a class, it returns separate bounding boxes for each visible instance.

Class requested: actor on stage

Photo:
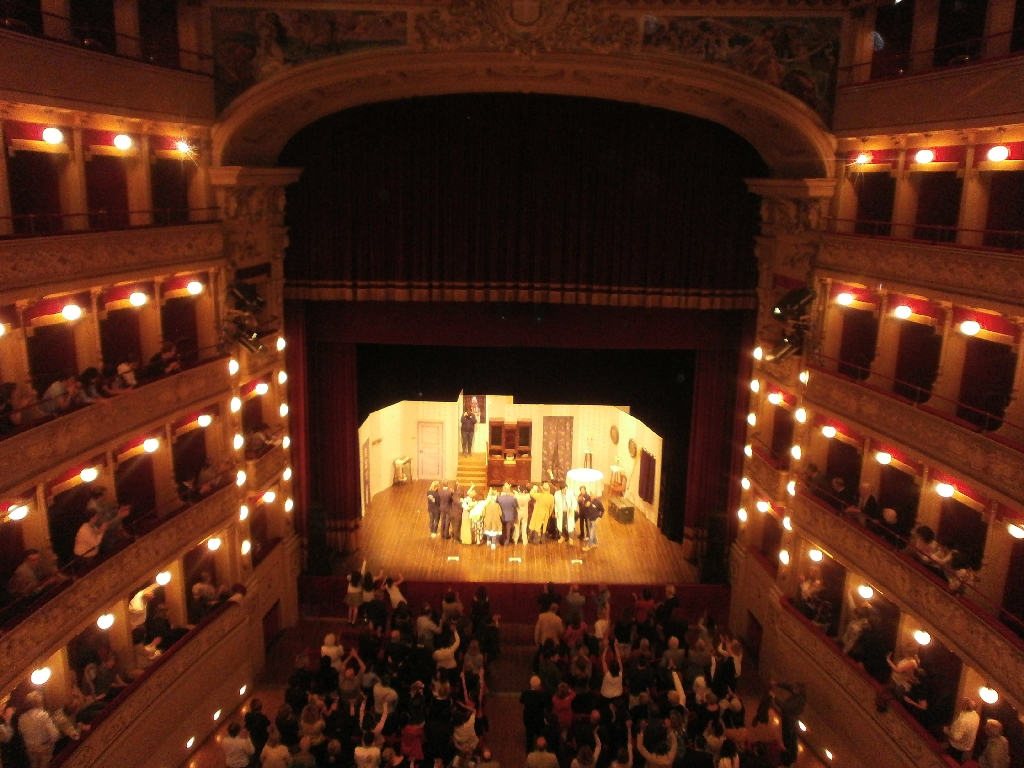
[460,411,476,457]
[529,483,555,543]
[439,480,454,540]
[514,485,531,545]
[497,484,518,545]
[483,491,503,549]
[553,484,578,545]
[427,481,441,538]
[577,487,592,545]
[584,495,604,550]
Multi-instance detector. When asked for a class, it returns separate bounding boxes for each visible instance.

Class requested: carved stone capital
[790,493,1024,710]
[0,360,233,498]
[804,371,1024,509]
[0,224,224,303]
[0,484,241,696]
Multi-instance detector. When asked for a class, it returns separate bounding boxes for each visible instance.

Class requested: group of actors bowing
[426,481,605,551]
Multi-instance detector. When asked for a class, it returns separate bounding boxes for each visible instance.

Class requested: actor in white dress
[554,484,578,544]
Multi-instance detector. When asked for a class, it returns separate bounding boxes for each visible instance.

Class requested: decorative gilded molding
[0,484,241,697]
[790,493,1024,710]
[748,449,786,500]
[775,603,950,768]
[803,371,1024,509]
[0,224,224,302]
[817,233,1024,308]
[0,361,233,497]
[59,603,246,768]
[248,445,286,491]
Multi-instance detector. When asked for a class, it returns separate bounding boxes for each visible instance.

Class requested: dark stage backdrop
[280,93,767,306]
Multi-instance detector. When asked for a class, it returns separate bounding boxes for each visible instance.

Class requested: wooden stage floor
[339,480,698,585]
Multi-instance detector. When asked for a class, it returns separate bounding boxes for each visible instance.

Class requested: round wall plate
[610,425,619,444]
[628,438,637,458]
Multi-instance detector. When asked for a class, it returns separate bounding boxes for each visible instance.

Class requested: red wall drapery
[284,300,311,540]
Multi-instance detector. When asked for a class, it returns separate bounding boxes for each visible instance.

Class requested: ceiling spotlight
[821,425,837,438]
[280,403,289,417]
[836,292,854,306]
[855,152,870,165]
[8,505,28,521]
[143,438,159,453]
[255,382,269,396]
[241,540,251,555]
[768,392,783,405]
[129,291,148,307]
[239,685,247,696]
[1008,523,1024,539]
[156,571,171,585]
[913,629,931,645]
[80,467,99,482]
[741,477,751,490]
[893,305,912,319]
[239,505,249,521]
[198,414,213,428]
[756,500,771,513]
[213,709,222,721]
[987,145,1009,162]
[779,549,791,565]
[799,370,809,385]
[187,737,195,749]
[979,686,999,704]
[915,149,935,164]
[234,434,245,450]
[278,371,288,384]
[824,749,834,761]
[737,508,748,522]
[285,498,294,512]
[207,537,222,551]
[176,140,191,153]
[229,359,240,375]
[753,347,763,360]
[960,320,981,336]
[277,337,286,351]
[783,516,793,531]
[876,451,892,465]
[236,470,247,486]
[744,444,753,457]
[97,613,115,630]
[791,445,802,460]
[62,304,82,321]
[230,397,241,412]
[857,584,874,599]
[113,134,132,150]
[30,667,51,685]
[42,127,64,144]
[795,408,807,423]
[798,720,807,732]
[935,482,955,498]
[747,413,757,426]
[808,549,823,562]
[282,436,291,449]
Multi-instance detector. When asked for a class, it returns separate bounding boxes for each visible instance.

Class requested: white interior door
[417,421,443,479]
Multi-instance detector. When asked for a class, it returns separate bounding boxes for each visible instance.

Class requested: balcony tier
[834,54,1024,135]
[0,28,213,123]
[0,359,232,497]
[0,223,223,301]
[789,492,1024,709]
[248,444,286,492]
[803,369,1024,509]
[817,233,1024,308]
[0,482,240,695]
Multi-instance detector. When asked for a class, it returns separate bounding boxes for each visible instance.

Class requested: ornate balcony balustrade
[0,223,223,299]
[789,492,1024,709]
[0,482,240,695]
[802,369,1024,509]
[247,444,286,492]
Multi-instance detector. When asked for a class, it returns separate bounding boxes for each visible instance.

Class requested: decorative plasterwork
[0,224,224,304]
[0,361,233,498]
[817,233,1024,308]
[0,484,241,697]
[790,493,1024,710]
[775,604,951,768]
[213,49,836,178]
[803,371,1024,509]
[248,445,286,492]
[748,449,786,499]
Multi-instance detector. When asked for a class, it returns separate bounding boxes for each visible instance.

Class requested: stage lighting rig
[772,287,814,322]
[230,281,267,313]
[765,287,814,363]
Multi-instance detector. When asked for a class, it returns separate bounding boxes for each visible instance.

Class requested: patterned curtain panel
[543,416,573,486]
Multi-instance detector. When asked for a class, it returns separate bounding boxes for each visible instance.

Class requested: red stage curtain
[284,300,310,539]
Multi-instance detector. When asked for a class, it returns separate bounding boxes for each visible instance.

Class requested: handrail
[0,0,213,74]
[779,596,961,768]
[0,208,220,239]
[751,434,791,471]
[1,344,229,445]
[0,473,238,634]
[795,486,1024,647]
[47,600,238,768]
[838,25,1024,84]
[806,354,1024,451]
[826,218,1024,253]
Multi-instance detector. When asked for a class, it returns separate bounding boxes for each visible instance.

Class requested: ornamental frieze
[0,224,223,301]
[803,371,1024,508]
[790,493,1024,710]
[817,233,1024,306]
[776,604,950,768]
[0,360,233,498]
[0,484,240,696]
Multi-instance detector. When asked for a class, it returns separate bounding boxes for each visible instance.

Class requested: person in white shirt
[384,574,405,609]
[222,722,256,768]
[554,485,578,544]
[434,629,461,675]
[73,511,107,559]
[944,697,981,763]
[322,633,344,671]
[18,692,60,768]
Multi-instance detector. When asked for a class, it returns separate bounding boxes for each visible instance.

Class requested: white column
[59,127,89,231]
[126,134,153,227]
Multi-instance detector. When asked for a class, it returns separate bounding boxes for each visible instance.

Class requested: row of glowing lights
[38,127,191,154]
[184,686,250,751]
[854,146,1013,165]
[18,282,206,329]
[834,293,987,336]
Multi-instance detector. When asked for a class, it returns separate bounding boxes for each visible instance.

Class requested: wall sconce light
[233,434,245,450]
[62,304,82,321]
[156,571,171,585]
[113,134,132,150]
[741,477,751,490]
[229,359,240,375]
[42,127,63,144]
[960,320,981,336]
[835,292,853,306]
[143,438,160,453]
[753,347,763,360]
[857,584,874,599]
[186,281,204,295]
[737,508,748,522]
[915,149,935,164]
[30,667,51,685]
[821,425,837,438]
[97,613,115,630]
[207,537,222,551]
[987,145,1010,162]
[913,629,931,645]
[236,470,247,486]
[875,451,892,465]
[198,414,213,428]
[893,305,912,319]
[935,482,955,498]
[808,549,823,562]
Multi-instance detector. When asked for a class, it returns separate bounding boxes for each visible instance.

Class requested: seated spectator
[51,694,87,753]
[73,510,109,563]
[115,362,139,389]
[910,525,952,577]
[190,571,229,619]
[38,375,80,415]
[92,654,127,701]
[6,549,62,600]
[144,602,188,651]
[144,341,181,380]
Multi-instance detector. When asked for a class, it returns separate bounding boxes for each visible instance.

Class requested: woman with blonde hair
[300,701,326,746]
[261,730,291,768]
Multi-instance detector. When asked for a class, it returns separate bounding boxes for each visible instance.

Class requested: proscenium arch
[213,48,837,179]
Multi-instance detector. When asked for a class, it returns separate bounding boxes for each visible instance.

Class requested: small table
[566,468,604,499]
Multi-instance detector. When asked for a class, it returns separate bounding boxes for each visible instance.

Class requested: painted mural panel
[212,7,408,112]
[642,16,841,122]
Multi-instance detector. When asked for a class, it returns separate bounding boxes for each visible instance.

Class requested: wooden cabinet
[487,418,532,486]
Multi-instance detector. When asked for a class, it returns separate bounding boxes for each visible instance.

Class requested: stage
[336,479,700,586]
